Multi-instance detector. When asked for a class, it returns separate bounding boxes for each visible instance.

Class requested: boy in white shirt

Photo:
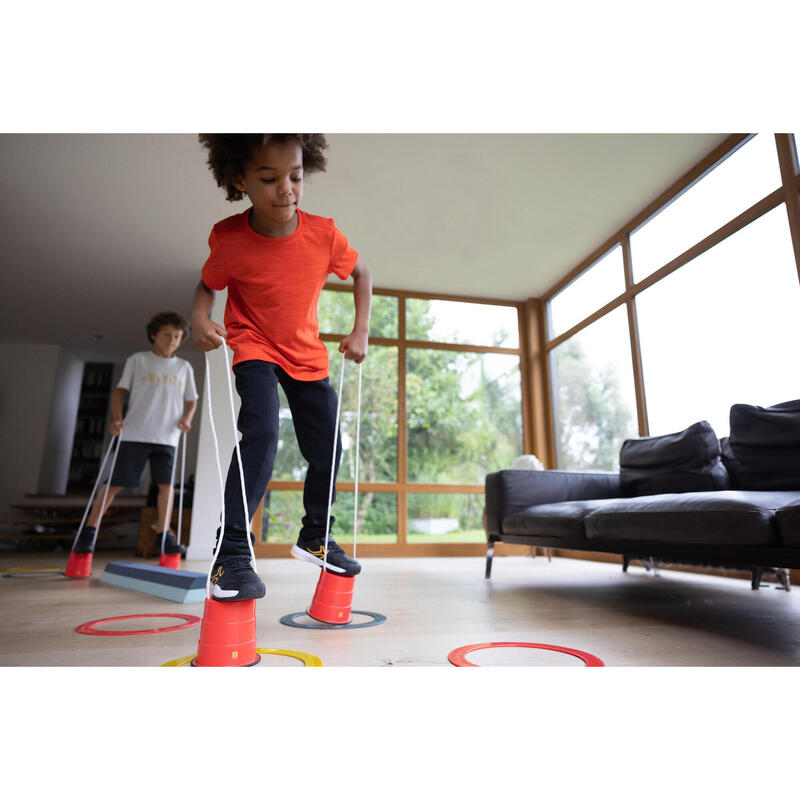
[72,312,199,555]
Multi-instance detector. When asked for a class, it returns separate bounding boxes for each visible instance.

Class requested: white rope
[322,353,345,573]
[176,429,187,553]
[70,434,118,551]
[159,431,182,554]
[204,351,227,598]
[352,361,362,562]
[221,342,256,570]
[203,343,255,597]
[90,432,123,550]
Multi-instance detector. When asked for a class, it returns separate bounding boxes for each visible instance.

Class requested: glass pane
[261,490,304,543]
[406,298,519,348]
[318,290,398,339]
[551,305,638,471]
[636,205,800,439]
[326,344,397,482]
[630,135,782,282]
[548,245,625,338]
[407,350,523,483]
[330,491,397,544]
[407,493,485,543]
[261,490,397,544]
[271,345,398,483]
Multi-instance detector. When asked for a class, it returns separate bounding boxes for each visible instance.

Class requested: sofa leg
[775,568,791,591]
[622,554,630,573]
[751,567,763,590]
[485,542,495,579]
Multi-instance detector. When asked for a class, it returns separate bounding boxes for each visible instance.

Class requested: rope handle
[322,353,363,571]
[71,432,123,552]
[204,343,256,598]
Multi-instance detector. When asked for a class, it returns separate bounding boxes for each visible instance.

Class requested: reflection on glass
[630,135,782,282]
[406,298,519,347]
[636,206,800,438]
[407,493,484,543]
[318,290,398,338]
[261,490,397,543]
[548,245,625,339]
[407,350,522,483]
[551,305,637,471]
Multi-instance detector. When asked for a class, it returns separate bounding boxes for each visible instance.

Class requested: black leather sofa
[484,402,800,589]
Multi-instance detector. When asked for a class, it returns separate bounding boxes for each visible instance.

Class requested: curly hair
[198,134,328,202]
[146,311,190,344]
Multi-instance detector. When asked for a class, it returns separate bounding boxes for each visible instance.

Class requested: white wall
[37,347,83,494]
[187,290,242,561]
[0,343,62,510]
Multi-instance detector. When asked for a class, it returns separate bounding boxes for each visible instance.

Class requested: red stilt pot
[192,598,260,667]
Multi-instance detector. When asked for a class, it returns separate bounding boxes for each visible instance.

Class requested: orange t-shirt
[201,208,359,380]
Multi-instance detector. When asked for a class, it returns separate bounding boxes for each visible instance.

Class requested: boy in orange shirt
[192,134,372,601]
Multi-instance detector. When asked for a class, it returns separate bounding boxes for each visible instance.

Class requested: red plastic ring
[75,613,201,636]
[448,641,604,667]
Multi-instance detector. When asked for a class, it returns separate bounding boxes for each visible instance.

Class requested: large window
[545,133,800,470]
[636,206,800,437]
[630,135,782,283]
[258,289,524,553]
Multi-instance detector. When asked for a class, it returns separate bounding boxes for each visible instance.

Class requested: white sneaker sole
[290,544,346,573]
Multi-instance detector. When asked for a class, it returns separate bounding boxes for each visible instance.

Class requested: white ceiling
[0,133,729,361]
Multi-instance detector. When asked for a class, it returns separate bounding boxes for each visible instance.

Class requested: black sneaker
[209,555,266,601]
[153,531,186,556]
[291,534,361,576]
[72,526,97,554]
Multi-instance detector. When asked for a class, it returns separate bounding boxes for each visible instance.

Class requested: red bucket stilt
[307,571,355,624]
[193,598,260,667]
[158,552,181,570]
[64,552,93,578]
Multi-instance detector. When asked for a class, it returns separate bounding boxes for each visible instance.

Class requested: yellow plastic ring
[2,566,63,574]
[161,648,323,667]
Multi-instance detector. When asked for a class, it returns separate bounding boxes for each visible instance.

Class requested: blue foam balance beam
[99,561,207,604]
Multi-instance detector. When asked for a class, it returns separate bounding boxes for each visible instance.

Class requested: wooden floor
[2,549,800,667]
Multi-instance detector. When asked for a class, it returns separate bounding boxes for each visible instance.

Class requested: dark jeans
[219,360,342,556]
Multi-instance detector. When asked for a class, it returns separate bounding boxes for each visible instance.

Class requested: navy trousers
[219,360,342,556]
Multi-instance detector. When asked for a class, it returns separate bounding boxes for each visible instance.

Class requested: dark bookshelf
[67,362,114,492]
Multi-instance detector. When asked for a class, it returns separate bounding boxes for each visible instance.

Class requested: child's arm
[109,388,127,435]
[178,400,197,433]
[191,280,227,351]
[339,259,372,363]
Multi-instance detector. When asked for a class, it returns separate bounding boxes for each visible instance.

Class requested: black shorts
[109,442,176,488]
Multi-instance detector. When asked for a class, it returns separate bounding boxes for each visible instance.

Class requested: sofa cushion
[585,490,800,546]
[619,421,729,497]
[728,400,800,490]
[503,498,621,539]
[775,503,800,547]
[719,437,740,488]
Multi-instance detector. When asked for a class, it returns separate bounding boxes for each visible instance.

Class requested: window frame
[253,287,528,558]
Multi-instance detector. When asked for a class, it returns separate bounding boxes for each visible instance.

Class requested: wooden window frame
[542,133,800,465]
[253,288,528,558]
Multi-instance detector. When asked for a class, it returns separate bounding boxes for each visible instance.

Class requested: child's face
[151,325,183,357]
[234,140,304,226]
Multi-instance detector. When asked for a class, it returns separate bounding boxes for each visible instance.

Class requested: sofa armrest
[485,469,621,538]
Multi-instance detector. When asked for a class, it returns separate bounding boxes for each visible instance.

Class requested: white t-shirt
[117,351,199,447]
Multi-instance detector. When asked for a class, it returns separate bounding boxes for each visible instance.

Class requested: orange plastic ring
[75,613,201,636]
[448,641,604,667]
